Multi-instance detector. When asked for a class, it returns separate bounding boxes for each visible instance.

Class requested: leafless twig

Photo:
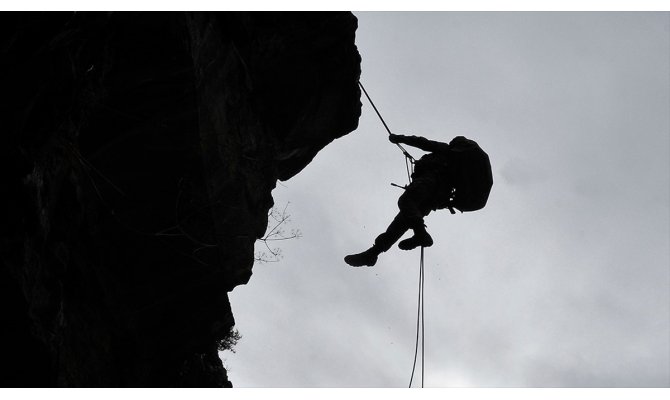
[255,202,301,263]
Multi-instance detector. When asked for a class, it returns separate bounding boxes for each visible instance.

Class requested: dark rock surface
[0,11,361,387]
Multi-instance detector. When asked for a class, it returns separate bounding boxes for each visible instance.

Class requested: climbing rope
[358,81,415,162]
[409,247,426,388]
[358,80,427,388]
[358,81,415,188]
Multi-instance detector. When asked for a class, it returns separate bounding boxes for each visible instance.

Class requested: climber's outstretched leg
[344,213,410,267]
[344,177,436,267]
[344,212,433,266]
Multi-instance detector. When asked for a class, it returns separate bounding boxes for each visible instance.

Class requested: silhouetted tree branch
[255,202,302,263]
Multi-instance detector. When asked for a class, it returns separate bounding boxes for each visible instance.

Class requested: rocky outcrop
[0,12,361,387]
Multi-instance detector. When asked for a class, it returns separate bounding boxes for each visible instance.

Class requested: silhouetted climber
[344,134,493,267]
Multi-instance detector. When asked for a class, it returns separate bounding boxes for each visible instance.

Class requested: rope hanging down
[358,80,427,388]
[409,247,425,388]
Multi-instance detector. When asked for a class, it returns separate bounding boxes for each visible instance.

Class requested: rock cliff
[0,11,361,387]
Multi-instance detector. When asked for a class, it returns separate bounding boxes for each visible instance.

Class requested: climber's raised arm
[389,133,451,153]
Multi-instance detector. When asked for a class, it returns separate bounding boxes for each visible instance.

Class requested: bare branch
[254,202,301,263]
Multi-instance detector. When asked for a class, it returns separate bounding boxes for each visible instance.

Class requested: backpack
[444,136,493,213]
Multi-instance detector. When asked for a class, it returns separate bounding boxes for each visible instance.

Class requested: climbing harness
[358,80,427,388]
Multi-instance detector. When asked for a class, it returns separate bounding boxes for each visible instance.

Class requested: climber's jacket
[390,134,493,213]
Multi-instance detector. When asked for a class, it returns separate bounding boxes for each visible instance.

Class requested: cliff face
[0,12,361,387]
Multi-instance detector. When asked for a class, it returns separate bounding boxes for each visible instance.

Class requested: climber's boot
[344,247,380,267]
[398,226,433,250]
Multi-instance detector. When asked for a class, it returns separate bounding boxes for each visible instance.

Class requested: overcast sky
[222,12,669,387]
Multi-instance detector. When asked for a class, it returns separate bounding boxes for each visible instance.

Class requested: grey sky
[222,12,669,387]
